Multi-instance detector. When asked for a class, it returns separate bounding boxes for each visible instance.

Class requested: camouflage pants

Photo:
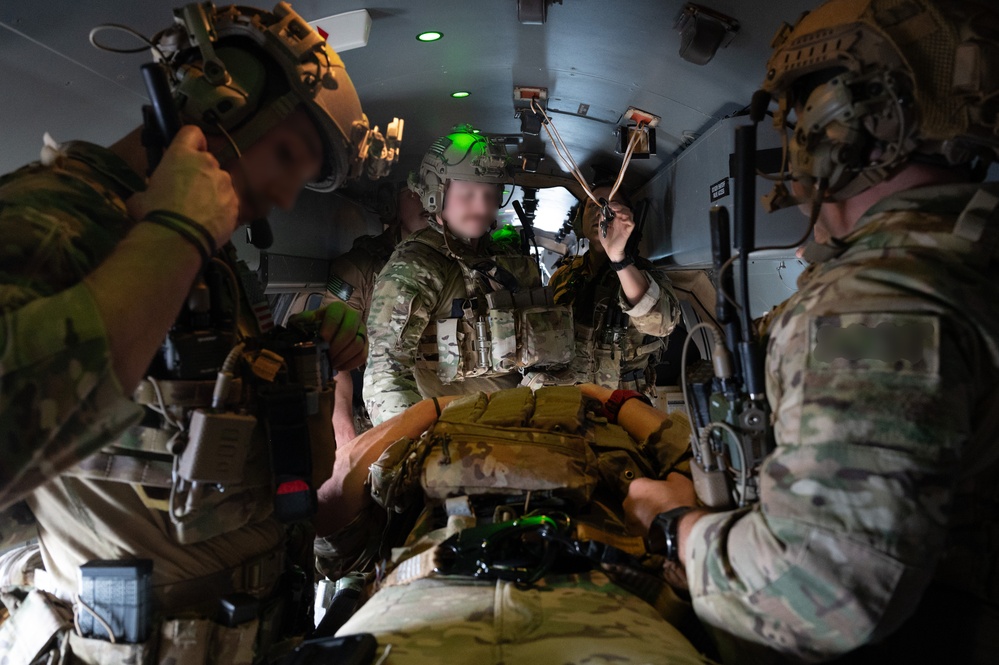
[336,572,712,664]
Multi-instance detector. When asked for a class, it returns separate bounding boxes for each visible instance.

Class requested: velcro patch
[807,313,939,374]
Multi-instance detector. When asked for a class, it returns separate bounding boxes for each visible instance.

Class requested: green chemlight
[417,31,443,42]
[451,91,470,98]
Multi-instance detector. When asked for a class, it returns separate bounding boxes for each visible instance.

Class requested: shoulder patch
[807,313,939,374]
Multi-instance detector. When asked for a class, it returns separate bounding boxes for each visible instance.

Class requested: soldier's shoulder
[388,229,451,265]
[375,231,451,288]
[551,254,585,277]
[350,230,396,259]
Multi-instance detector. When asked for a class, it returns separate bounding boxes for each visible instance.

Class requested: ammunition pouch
[487,286,574,370]
[434,287,574,384]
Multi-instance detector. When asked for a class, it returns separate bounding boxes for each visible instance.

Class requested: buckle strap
[156,546,285,614]
[66,452,174,488]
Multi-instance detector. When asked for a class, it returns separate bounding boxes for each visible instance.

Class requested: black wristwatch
[608,255,635,271]
[647,506,695,562]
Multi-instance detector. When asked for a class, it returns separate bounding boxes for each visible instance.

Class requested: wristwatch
[603,389,651,423]
[647,506,696,562]
[608,255,635,271]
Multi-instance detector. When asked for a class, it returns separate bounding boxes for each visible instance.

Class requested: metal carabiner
[598,197,616,238]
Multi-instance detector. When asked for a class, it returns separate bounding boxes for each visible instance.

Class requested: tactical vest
[60,254,337,546]
[552,256,664,390]
[406,232,574,384]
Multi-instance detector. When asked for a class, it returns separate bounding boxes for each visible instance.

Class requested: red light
[277,479,310,495]
[316,27,329,41]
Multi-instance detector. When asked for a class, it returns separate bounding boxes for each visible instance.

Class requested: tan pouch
[421,424,596,504]
[0,589,73,665]
[594,344,623,388]
[519,305,574,367]
[68,630,156,665]
[487,308,518,372]
[211,619,259,665]
[369,437,427,513]
[157,617,212,664]
[435,317,463,383]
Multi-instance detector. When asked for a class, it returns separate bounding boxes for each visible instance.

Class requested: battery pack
[179,410,257,484]
[77,559,153,644]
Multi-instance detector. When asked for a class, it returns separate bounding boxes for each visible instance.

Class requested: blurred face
[581,185,627,247]
[397,188,430,236]
[440,179,500,239]
[223,108,324,224]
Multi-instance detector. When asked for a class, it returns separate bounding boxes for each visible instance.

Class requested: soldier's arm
[316,395,459,536]
[332,370,357,443]
[320,251,368,314]
[0,131,236,509]
[362,264,435,425]
[682,311,975,660]
[620,266,681,337]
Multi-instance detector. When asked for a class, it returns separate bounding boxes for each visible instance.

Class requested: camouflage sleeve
[619,267,680,337]
[684,309,973,661]
[0,260,143,510]
[362,250,440,425]
[548,258,580,306]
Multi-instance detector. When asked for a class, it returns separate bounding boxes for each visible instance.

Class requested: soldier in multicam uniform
[321,188,429,444]
[621,0,999,662]
[363,126,574,425]
[529,183,681,394]
[314,384,711,664]
[0,3,386,663]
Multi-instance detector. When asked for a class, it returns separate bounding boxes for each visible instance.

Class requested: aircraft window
[497,185,576,233]
[303,292,325,312]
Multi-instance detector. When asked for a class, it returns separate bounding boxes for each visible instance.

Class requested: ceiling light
[417,31,443,42]
[451,91,470,98]
[310,9,371,52]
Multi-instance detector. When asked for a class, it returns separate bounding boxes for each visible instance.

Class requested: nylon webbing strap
[134,378,243,408]
[379,548,440,588]
[66,452,174,488]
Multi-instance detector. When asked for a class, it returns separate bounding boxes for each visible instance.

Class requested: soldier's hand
[622,473,696,534]
[127,125,239,248]
[597,201,636,263]
[290,302,368,371]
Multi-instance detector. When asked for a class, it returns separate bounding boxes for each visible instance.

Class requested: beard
[446,214,492,238]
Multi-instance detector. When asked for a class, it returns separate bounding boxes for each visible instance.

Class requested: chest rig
[559,257,664,390]
[408,232,574,384]
[63,251,336,545]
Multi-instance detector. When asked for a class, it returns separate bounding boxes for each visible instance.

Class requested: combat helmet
[408,125,509,216]
[148,2,400,191]
[760,0,999,207]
